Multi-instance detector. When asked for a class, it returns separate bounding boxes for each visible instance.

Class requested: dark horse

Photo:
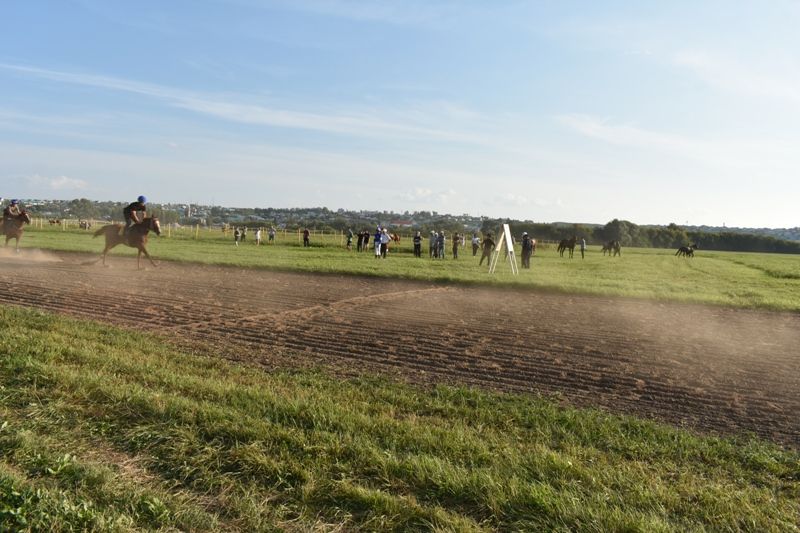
[93,217,161,269]
[602,240,621,257]
[3,211,32,252]
[675,243,697,258]
[557,236,577,258]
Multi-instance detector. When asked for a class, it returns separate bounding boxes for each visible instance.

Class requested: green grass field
[16,223,800,311]
[1,305,798,531]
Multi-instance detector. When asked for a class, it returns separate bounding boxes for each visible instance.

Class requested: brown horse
[93,217,161,269]
[3,210,32,251]
[675,243,697,258]
[390,233,401,244]
[602,240,621,257]
[557,236,577,258]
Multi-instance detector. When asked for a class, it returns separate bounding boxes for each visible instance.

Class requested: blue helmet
[10,199,18,205]
[137,195,147,203]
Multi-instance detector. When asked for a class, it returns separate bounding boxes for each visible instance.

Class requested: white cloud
[0,63,486,144]
[555,113,799,174]
[672,50,800,108]
[495,192,529,207]
[26,174,88,190]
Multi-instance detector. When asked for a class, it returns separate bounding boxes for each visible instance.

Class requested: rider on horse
[123,195,147,235]
[2,199,21,234]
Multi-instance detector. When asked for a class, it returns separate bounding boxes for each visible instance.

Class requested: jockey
[3,199,21,233]
[123,195,147,234]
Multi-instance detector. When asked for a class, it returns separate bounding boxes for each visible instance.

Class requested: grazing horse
[675,243,697,258]
[2,210,32,252]
[557,236,577,258]
[602,240,622,257]
[93,217,161,269]
[49,219,61,225]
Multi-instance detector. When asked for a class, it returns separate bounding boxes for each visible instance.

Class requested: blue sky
[1,0,799,227]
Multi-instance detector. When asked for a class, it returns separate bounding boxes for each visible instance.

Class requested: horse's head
[20,211,31,224]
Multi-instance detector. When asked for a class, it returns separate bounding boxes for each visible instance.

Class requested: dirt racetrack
[1,250,798,448]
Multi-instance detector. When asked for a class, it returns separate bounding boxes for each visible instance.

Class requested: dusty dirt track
[1,250,798,448]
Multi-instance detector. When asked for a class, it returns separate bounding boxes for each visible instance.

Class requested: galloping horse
[2,210,32,252]
[675,243,697,258]
[93,217,161,269]
[557,236,577,258]
[602,240,621,257]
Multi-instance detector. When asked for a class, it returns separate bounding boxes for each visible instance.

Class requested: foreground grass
[1,306,798,531]
[18,225,800,311]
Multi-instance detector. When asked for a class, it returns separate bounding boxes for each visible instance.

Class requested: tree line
[480,218,800,254]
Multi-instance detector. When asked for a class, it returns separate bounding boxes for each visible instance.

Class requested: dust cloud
[0,247,62,263]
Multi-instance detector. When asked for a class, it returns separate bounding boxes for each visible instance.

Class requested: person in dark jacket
[123,195,147,234]
[521,232,533,269]
[412,231,422,257]
[479,233,495,266]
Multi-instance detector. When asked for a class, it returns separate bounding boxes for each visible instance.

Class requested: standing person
[521,232,533,269]
[255,228,262,246]
[437,231,446,259]
[268,226,276,243]
[412,231,422,258]
[363,230,370,252]
[303,228,310,247]
[233,227,240,246]
[346,228,354,251]
[429,231,437,258]
[356,230,364,252]
[452,233,460,259]
[479,232,496,266]
[471,233,480,256]
[580,237,587,259]
[374,227,382,258]
[241,226,247,242]
[380,228,391,258]
[122,195,147,235]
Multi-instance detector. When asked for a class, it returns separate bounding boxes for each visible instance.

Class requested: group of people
[232,226,277,246]
[423,231,464,259]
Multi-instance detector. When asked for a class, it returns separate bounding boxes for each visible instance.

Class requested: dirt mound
[1,251,798,448]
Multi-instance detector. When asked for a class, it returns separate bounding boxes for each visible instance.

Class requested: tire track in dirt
[1,251,798,448]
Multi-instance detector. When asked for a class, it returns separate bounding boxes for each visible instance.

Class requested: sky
[1,1,799,228]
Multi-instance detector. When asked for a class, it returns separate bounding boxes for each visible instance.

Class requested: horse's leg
[139,246,157,268]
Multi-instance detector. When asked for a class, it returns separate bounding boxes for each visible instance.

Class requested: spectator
[347,228,354,251]
[234,227,241,247]
[479,232,495,266]
[374,227,382,258]
[363,230,371,252]
[255,228,262,246]
[356,230,364,252]
[429,231,437,258]
[268,226,276,243]
[437,231,446,259]
[303,228,310,247]
[521,232,533,269]
[471,233,480,256]
[380,228,391,258]
[452,233,461,259]
[580,237,587,259]
[241,227,247,242]
[412,231,422,258]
